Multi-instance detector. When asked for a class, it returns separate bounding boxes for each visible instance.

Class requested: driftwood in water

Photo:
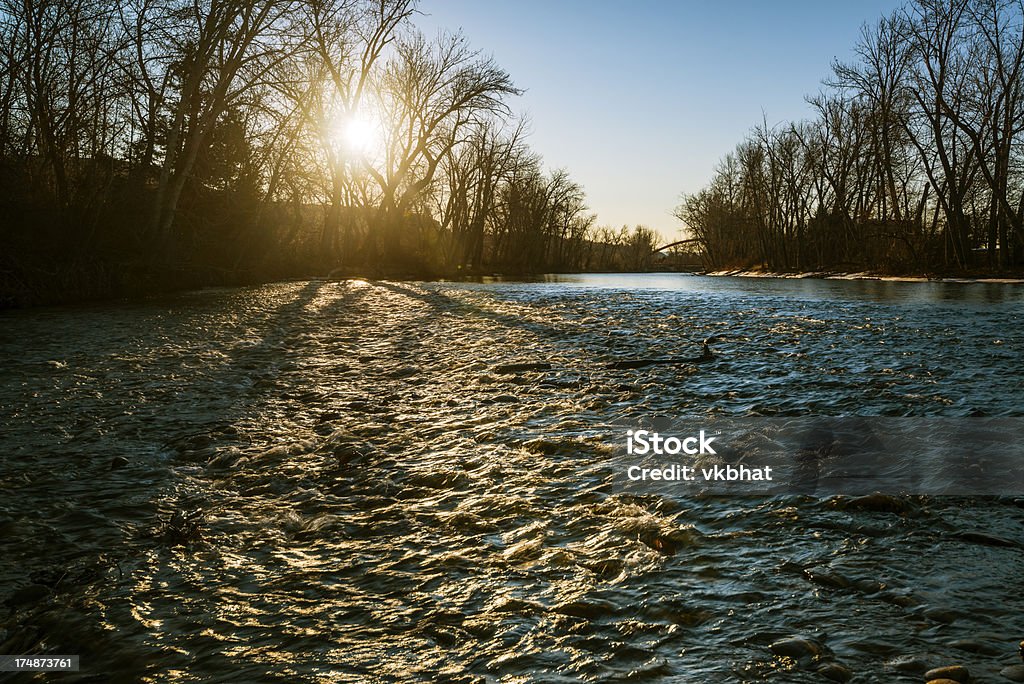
[496,342,716,374]
[606,343,714,369]
[494,362,554,374]
[605,354,712,370]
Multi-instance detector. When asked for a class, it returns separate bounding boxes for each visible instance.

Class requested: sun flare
[332,112,380,158]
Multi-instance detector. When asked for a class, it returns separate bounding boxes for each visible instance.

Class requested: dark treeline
[677,0,1024,275]
[0,0,659,306]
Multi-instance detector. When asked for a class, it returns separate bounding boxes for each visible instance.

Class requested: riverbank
[7,259,1024,310]
[0,254,686,310]
[706,268,1024,284]
[0,257,483,309]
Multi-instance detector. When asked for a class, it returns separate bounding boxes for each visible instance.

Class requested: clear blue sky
[417,0,906,242]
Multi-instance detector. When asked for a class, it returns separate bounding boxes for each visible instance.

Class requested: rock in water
[1000,664,1024,682]
[769,637,823,660]
[948,638,1001,655]
[923,665,970,682]
[110,455,129,470]
[885,655,930,674]
[922,607,958,624]
[804,566,851,589]
[950,530,1019,548]
[816,662,853,682]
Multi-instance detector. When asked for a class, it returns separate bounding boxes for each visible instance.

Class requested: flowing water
[1,273,1023,682]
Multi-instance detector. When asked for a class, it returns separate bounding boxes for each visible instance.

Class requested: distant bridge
[653,238,699,253]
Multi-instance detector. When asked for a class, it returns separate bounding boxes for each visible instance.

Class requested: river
[1,273,1023,682]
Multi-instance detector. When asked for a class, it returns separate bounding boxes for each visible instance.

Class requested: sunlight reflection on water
[0,274,1023,681]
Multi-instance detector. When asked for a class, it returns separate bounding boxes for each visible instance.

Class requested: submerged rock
[880,589,920,608]
[110,455,129,470]
[804,566,852,589]
[551,599,617,620]
[622,657,672,679]
[950,531,1019,548]
[885,655,930,674]
[948,638,1001,655]
[206,447,243,470]
[923,664,970,682]
[816,661,853,682]
[770,637,824,660]
[922,607,959,624]
[1000,664,1024,682]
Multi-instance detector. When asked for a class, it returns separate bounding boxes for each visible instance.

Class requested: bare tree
[303,0,414,261]
[144,0,300,250]
[367,30,520,265]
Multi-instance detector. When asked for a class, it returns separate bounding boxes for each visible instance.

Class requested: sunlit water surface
[1,274,1023,682]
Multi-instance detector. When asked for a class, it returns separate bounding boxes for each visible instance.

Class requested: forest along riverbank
[1,274,1023,681]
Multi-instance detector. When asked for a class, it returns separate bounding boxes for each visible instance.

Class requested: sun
[332,112,381,158]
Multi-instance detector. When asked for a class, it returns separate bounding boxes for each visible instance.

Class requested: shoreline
[6,266,1024,311]
[703,268,1024,284]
